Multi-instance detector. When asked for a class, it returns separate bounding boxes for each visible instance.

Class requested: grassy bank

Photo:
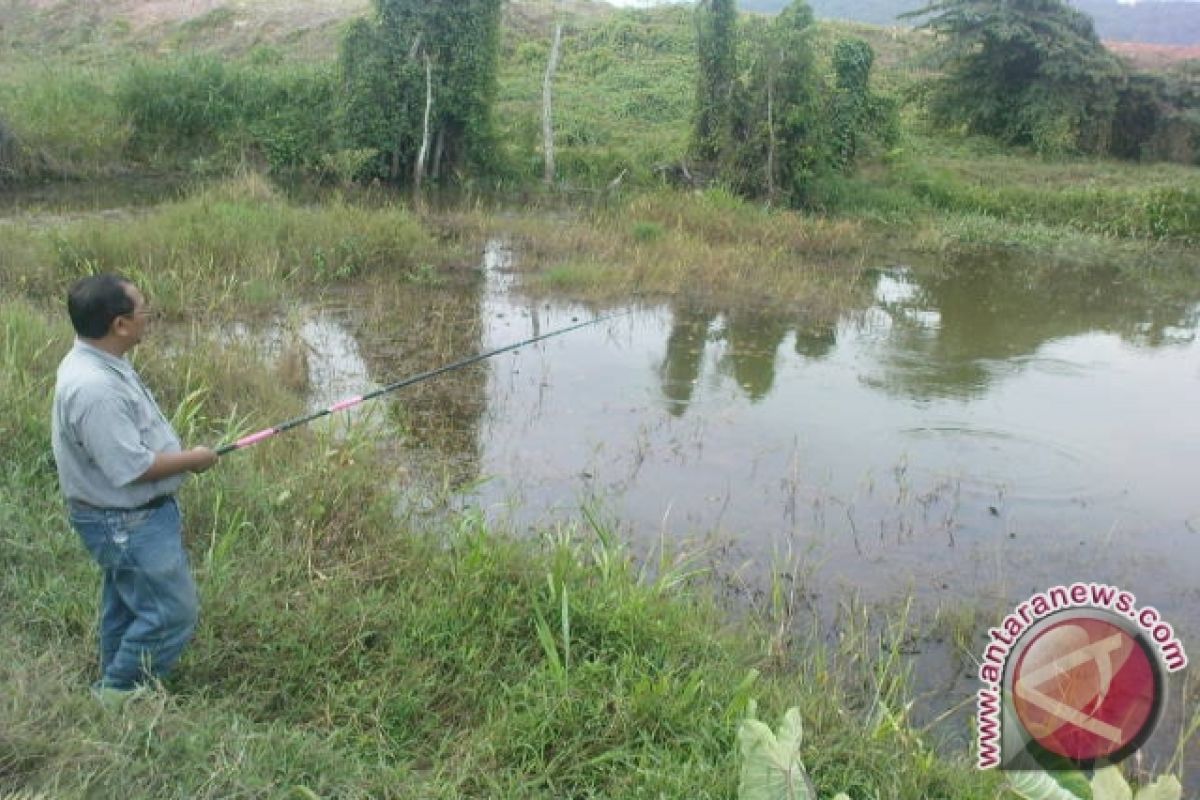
[0,283,1008,797]
[0,175,459,315]
[442,187,869,315]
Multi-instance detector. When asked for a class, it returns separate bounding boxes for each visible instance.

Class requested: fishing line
[215,310,629,456]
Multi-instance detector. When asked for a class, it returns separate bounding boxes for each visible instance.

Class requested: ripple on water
[896,423,1123,508]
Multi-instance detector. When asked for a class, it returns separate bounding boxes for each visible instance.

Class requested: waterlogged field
[2,179,1198,797]
[1,182,1018,799]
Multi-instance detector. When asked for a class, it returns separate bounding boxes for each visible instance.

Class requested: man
[51,274,218,703]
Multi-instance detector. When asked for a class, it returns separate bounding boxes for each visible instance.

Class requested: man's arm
[76,395,219,486]
[136,447,219,482]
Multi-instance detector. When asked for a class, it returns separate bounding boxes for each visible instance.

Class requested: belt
[68,495,173,513]
[138,495,173,510]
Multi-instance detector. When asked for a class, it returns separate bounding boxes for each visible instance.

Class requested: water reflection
[456,247,1200,660]
[659,305,713,416]
[793,322,837,361]
[720,311,790,402]
[658,306,838,416]
[863,257,1200,401]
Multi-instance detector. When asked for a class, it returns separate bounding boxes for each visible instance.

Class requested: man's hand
[188,446,219,474]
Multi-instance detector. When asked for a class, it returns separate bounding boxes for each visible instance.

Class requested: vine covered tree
[908,0,1124,154]
[338,0,506,184]
[736,1,824,201]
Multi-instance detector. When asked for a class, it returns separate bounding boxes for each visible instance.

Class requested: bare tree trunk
[413,50,433,205]
[542,21,563,187]
[765,63,777,204]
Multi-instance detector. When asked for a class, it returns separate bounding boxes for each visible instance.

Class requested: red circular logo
[1011,615,1159,761]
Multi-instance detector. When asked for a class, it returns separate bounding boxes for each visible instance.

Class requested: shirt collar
[74,339,135,377]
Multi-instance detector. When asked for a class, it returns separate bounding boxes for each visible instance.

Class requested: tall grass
[896,159,1200,244]
[117,56,339,175]
[0,64,129,178]
[446,188,870,315]
[0,175,456,315]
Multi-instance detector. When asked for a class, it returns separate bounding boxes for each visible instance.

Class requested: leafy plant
[737,702,851,800]
[1009,765,1183,800]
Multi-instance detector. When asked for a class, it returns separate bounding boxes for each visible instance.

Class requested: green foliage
[336,17,415,181]
[0,177,447,311]
[735,3,827,202]
[830,38,874,170]
[1009,764,1183,800]
[496,6,695,186]
[738,706,815,800]
[898,160,1200,243]
[910,0,1124,155]
[336,0,506,184]
[0,66,128,179]
[692,0,739,164]
[687,2,894,206]
[1111,73,1200,165]
[118,56,338,174]
[632,220,665,242]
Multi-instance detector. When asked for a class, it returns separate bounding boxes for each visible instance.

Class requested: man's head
[67,274,151,350]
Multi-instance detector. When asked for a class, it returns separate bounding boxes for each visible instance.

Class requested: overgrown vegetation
[689,0,898,203]
[337,0,506,185]
[3,0,1193,253]
[907,0,1200,160]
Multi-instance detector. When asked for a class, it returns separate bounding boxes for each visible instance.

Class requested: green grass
[0,175,458,315]
[0,64,130,178]
[439,188,870,315]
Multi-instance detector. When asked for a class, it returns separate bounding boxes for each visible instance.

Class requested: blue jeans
[68,498,198,690]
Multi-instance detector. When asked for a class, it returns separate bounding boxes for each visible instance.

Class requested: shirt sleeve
[74,394,156,488]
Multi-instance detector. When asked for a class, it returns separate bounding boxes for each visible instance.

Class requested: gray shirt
[51,340,185,509]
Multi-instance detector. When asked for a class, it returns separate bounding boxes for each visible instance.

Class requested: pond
[259,239,1199,777]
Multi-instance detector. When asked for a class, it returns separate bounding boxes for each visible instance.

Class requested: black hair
[67,274,135,339]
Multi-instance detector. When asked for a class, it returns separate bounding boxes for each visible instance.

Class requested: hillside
[742,0,1200,46]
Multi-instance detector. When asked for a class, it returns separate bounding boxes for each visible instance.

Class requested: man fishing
[51,274,217,705]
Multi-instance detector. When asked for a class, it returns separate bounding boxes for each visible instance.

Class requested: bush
[118,56,338,174]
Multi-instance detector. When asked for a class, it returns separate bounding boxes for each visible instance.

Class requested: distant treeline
[742,0,1200,45]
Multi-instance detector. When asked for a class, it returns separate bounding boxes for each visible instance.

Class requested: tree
[689,0,891,204]
[691,0,739,166]
[830,38,874,171]
[908,0,1124,154]
[735,1,825,202]
[337,0,506,184]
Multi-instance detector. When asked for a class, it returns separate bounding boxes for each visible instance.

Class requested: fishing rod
[214,311,628,457]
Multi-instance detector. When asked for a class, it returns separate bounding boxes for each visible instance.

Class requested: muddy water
[274,241,1199,775]
[469,246,1200,618]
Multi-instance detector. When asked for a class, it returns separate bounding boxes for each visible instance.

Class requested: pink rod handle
[233,428,278,449]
